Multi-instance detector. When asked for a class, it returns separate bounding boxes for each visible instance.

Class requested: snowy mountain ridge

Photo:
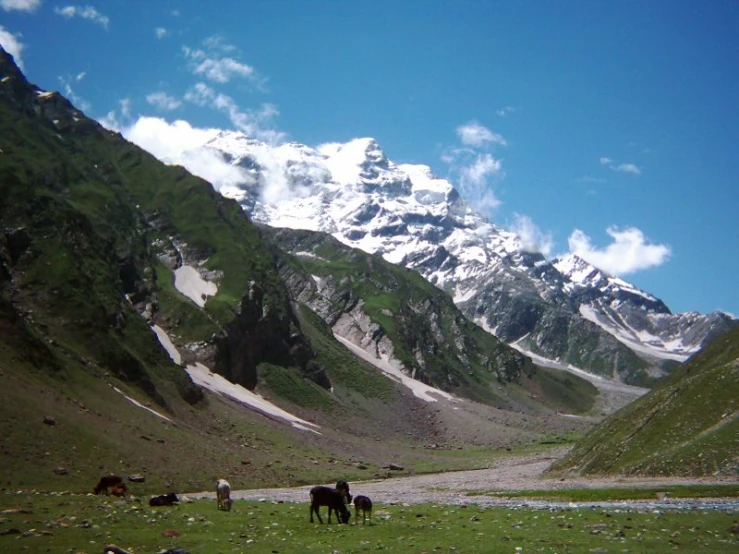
[192,131,736,381]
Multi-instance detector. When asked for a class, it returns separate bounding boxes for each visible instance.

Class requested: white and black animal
[149,492,178,507]
[353,495,373,524]
[216,478,232,511]
[309,484,351,524]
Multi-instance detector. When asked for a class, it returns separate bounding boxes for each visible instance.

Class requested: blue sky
[1,0,737,316]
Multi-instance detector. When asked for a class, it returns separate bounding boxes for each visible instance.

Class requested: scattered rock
[728,523,739,534]
[128,474,145,483]
[162,529,181,537]
[0,528,21,536]
[384,463,404,471]
[53,466,68,476]
[43,416,56,426]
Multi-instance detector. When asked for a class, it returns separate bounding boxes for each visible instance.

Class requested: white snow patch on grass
[185,362,321,434]
[334,334,455,403]
[111,385,173,422]
[150,325,320,433]
[151,325,182,365]
[174,265,218,307]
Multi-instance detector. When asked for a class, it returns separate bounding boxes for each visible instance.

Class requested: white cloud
[457,121,507,147]
[614,162,641,175]
[119,97,131,118]
[1,0,41,12]
[0,25,24,69]
[496,106,516,117]
[58,74,90,111]
[54,5,109,30]
[155,27,168,39]
[600,156,641,175]
[567,226,671,275]
[194,56,254,84]
[510,213,554,257]
[122,116,252,190]
[457,153,503,212]
[146,91,182,111]
[75,70,86,81]
[184,82,284,143]
[183,39,262,86]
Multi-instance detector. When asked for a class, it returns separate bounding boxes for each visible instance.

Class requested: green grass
[1,493,737,553]
[550,327,739,476]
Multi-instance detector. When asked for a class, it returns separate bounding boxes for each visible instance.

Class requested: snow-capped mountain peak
[189,133,737,377]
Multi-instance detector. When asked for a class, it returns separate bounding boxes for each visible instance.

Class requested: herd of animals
[93,475,374,524]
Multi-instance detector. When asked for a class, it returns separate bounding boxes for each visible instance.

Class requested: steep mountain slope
[261,226,599,413]
[198,132,737,385]
[549,326,739,476]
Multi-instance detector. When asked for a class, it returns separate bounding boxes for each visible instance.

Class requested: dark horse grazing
[309,481,352,524]
[354,495,373,524]
[94,475,123,495]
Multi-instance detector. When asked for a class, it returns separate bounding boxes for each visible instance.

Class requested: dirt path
[192,449,739,509]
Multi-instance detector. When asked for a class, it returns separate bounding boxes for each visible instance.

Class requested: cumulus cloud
[1,0,41,12]
[155,27,168,39]
[183,37,262,86]
[510,213,554,256]
[567,226,671,275]
[121,116,253,192]
[54,5,109,30]
[496,106,515,117]
[184,82,283,143]
[0,25,24,68]
[600,156,641,175]
[443,121,506,214]
[614,162,641,175]
[146,91,182,111]
[457,121,507,147]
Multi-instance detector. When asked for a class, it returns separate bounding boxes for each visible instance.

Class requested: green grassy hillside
[549,326,739,476]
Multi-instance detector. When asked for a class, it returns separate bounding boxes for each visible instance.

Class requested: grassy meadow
[1,492,737,554]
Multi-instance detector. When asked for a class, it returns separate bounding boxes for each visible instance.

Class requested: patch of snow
[334,334,455,403]
[150,324,319,433]
[579,304,690,362]
[151,325,182,365]
[174,265,218,307]
[185,362,321,434]
[111,385,173,421]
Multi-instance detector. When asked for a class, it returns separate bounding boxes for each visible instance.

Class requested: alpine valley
[1,44,737,495]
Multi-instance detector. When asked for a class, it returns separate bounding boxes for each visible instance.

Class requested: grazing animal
[309,486,351,524]
[110,483,128,497]
[335,480,352,504]
[353,495,373,524]
[216,478,232,511]
[94,475,123,495]
[149,493,179,507]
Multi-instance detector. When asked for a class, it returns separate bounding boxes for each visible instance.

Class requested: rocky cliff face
[192,131,736,385]
[261,226,535,405]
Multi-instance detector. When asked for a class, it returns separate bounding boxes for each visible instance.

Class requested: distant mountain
[549,326,739,476]
[196,131,737,385]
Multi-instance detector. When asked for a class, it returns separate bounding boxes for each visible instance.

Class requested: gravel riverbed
[192,450,739,511]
